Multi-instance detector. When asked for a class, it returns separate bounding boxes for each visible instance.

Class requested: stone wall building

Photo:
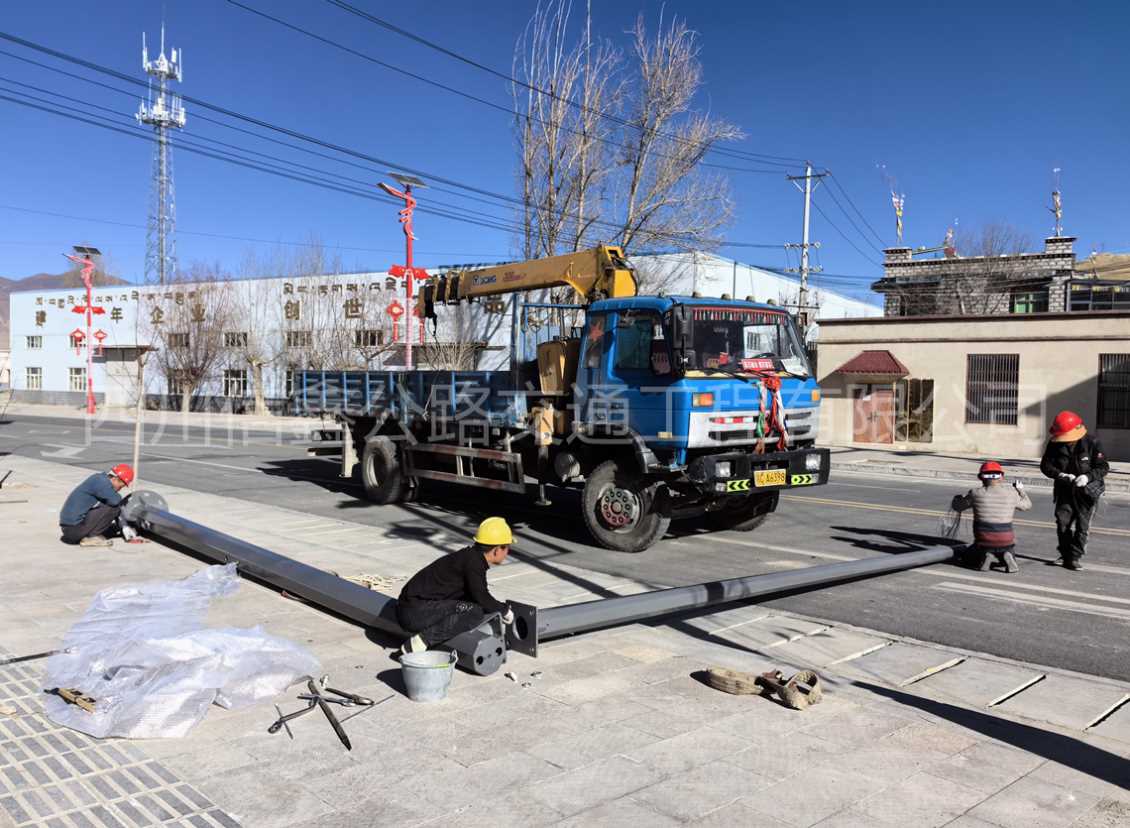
[871,236,1077,317]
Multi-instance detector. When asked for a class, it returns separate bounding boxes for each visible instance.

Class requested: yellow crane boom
[419,244,638,319]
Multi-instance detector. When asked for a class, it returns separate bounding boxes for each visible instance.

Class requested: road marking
[898,656,966,687]
[782,494,1130,538]
[988,674,1046,707]
[932,581,1130,621]
[828,480,922,493]
[1084,693,1130,731]
[40,443,85,459]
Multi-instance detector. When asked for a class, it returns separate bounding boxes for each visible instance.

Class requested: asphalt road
[3,412,1129,681]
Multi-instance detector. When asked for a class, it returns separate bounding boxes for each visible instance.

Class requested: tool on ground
[267,677,383,750]
[44,687,96,713]
[273,704,294,740]
[705,667,824,711]
[308,678,352,750]
[1,648,71,666]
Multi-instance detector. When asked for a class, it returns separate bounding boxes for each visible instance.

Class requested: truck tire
[582,459,671,553]
[708,491,779,532]
[361,436,407,505]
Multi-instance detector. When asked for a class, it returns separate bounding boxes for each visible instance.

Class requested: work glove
[1057,472,1076,481]
[501,607,515,625]
[1075,474,1089,488]
[1013,480,1024,492]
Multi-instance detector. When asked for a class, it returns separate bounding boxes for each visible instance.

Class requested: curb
[831,461,1130,494]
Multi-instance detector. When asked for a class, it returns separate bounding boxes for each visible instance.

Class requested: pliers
[267,677,387,751]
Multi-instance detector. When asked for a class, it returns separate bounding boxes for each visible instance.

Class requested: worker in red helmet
[950,461,1031,573]
[59,464,134,547]
[1040,411,1108,570]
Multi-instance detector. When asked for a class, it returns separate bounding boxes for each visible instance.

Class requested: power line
[819,175,884,255]
[0,32,789,253]
[827,172,886,248]
[810,195,882,267]
[313,0,808,167]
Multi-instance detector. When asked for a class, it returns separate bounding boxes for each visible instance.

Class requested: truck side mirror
[667,306,691,372]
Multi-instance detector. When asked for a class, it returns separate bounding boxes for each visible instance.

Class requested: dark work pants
[60,504,121,544]
[396,599,486,647]
[1054,496,1097,562]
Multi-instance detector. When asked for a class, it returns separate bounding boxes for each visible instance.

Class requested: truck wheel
[582,460,671,553]
[708,491,779,532]
[361,436,406,505]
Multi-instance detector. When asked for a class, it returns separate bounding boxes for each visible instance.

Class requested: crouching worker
[59,464,134,547]
[396,517,515,655]
[951,462,1031,573]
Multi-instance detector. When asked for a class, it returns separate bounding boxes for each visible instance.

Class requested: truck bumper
[685,447,830,495]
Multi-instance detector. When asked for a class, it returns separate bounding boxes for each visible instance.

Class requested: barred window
[223,369,247,398]
[224,331,249,347]
[69,367,86,393]
[26,367,42,390]
[1098,354,1130,429]
[25,335,43,349]
[966,354,1019,425]
[286,330,312,348]
[354,329,384,348]
[167,332,190,349]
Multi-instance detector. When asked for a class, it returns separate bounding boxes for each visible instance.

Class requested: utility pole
[785,162,825,332]
[136,24,185,285]
[379,173,429,370]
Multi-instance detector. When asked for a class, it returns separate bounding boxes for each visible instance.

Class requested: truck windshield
[681,305,810,377]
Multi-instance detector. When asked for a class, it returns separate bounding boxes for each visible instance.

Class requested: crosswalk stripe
[932,581,1130,620]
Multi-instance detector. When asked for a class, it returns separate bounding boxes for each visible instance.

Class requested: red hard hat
[1049,410,1086,442]
[978,461,1004,478]
[110,464,135,486]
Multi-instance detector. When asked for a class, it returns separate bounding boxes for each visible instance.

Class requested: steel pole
[507,546,953,655]
[122,492,507,675]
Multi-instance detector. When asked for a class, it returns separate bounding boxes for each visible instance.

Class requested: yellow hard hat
[474,516,514,547]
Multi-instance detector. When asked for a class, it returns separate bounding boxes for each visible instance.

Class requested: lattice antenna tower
[136,24,186,285]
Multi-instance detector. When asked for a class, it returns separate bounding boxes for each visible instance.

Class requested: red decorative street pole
[65,246,104,415]
[378,173,429,370]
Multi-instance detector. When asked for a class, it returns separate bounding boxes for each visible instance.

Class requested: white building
[8,253,880,410]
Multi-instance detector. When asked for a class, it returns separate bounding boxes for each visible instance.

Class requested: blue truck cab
[298,293,829,553]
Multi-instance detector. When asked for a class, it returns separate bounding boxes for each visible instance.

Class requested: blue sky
[2,0,1127,301]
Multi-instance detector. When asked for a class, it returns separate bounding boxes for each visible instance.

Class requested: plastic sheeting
[42,564,321,739]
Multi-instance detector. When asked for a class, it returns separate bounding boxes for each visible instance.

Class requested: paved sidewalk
[829,445,1130,494]
[1,454,1127,827]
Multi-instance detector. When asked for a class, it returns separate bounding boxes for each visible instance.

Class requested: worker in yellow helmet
[395,517,515,655]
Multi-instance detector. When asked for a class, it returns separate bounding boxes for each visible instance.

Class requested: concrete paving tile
[911,658,1043,709]
[689,800,779,826]
[966,775,1101,828]
[285,796,434,828]
[712,615,829,650]
[630,759,774,821]
[526,724,661,770]
[536,671,643,706]
[836,641,963,687]
[740,765,890,827]
[195,764,335,828]
[848,771,986,826]
[555,796,680,827]
[770,629,889,668]
[625,728,753,776]
[161,741,260,781]
[623,707,735,739]
[609,643,682,664]
[526,755,663,818]
[1089,701,1130,744]
[444,789,565,828]
[1073,797,1130,828]
[930,741,1044,796]
[797,700,918,748]
[881,720,980,758]
[1026,759,1130,804]
[727,732,844,782]
[995,677,1127,731]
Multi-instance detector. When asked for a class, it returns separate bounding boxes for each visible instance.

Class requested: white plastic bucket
[400,650,457,702]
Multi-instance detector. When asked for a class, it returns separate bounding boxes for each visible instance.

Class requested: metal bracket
[506,601,540,657]
[444,612,508,675]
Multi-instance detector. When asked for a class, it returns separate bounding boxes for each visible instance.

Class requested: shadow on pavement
[856,680,1130,790]
[831,525,965,556]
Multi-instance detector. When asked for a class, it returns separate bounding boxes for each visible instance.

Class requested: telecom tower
[136,26,185,285]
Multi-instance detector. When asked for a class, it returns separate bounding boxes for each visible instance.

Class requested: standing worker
[951,461,1032,573]
[59,464,134,547]
[396,517,515,655]
[1040,411,1108,571]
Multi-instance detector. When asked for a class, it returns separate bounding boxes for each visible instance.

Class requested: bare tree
[417,304,488,369]
[148,263,235,414]
[229,278,284,415]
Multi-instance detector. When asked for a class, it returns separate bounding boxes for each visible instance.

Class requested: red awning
[834,350,909,377]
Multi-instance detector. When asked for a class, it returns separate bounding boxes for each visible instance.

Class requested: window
[168,370,189,396]
[286,330,312,348]
[895,378,934,442]
[285,368,297,398]
[1098,354,1130,429]
[354,329,384,348]
[1010,289,1048,314]
[614,312,662,373]
[25,367,42,390]
[69,367,86,393]
[223,369,248,398]
[966,354,1019,425]
[167,332,190,349]
[224,331,249,348]
[25,335,43,350]
[1070,283,1130,311]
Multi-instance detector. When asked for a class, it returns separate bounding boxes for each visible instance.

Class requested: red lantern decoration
[70,328,86,356]
[92,329,108,356]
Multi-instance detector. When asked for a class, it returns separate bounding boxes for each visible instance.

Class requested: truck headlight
[715,461,731,478]
[805,454,822,471]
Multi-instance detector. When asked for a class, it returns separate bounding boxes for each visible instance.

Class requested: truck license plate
[754,469,787,487]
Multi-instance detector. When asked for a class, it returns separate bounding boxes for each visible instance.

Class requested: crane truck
[296,245,829,553]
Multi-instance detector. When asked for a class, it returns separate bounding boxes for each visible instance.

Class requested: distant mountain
[0,271,131,349]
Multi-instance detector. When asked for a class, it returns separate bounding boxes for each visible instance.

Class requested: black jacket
[398,545,507,613]
[1040,434,1108,502]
